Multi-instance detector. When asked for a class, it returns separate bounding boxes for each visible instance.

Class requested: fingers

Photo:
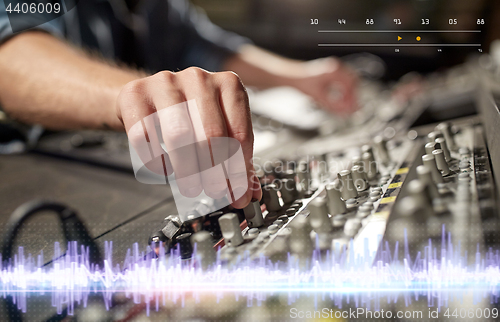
[177,68,230,201]
[149,72,203,198]
[118,68,258,208]
[319,66,358,115]
[216,71,260,208]
[118,81,172,178]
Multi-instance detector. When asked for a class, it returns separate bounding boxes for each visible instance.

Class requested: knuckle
[221,71,243,88]
[184,67,209,81]
[161,121,192,143]
[155,70,176,85]
[204,127,225,139]
[232,130,253,149]
[120,79,146,98]
[128,123,146,143]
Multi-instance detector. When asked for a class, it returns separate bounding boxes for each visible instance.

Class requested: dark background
[192,0,500,80]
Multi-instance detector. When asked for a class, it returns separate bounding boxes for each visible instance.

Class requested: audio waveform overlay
[1,229,500,316]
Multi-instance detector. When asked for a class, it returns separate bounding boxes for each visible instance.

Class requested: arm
[223,44,359,114]
[0,32,261,207]
[0,32,140,130]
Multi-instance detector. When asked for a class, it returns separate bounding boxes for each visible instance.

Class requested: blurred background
[192,0,500,80]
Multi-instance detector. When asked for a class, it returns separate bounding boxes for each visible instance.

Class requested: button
[363,201,374,209]
[326,180,347,215]
[346,198,357,206]
[256,231,270,242]
[459,147,470,156]
[459,161,471,170]
[286,208,297,217]
[332,214,347,227]
[218,213,244,247]
[268,224,279,234]
[176,233,193,259]
[358,204,373,213]
[422,154,444,183]
[369,191,381,199]
[243,199,264,228]
[432,149,450,176]
[263,184,281,212]
[273,219,284,227]
[308,197,333,233]
[356,210,370,218]
[190,231,216,269]
[278,215,289,223]
[247,228,260,239]
[338,170,358,200]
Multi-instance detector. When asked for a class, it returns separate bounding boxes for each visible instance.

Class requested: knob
[191,231,216,269]
[344,218,362,237]
[421,154,443,184]
[263,183,281,212]
[326,180,347,215]
[351,165,369,191]
[427,131,443,143]
[243,199,264,228]
[435,137,451,162]
[338,170,358,200]
[362,151,378,180]
[308,197,333,233]
[407,179,432,211]
[280,178,297,204]
[218,213,244,247]
[176,233,193,259]
[436,122,456,151]
[361,145,374,156]
[416,165,439,199]
[425,142,437,155]
[397,195,434,218]
[373,136,390,165]
[289,216,313,258]
[332,214,347,228]
[432,149,450,176]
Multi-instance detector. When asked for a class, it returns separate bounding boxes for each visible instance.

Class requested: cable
[1,200,102,322]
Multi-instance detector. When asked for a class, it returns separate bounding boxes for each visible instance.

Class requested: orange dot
[416,36,421,41]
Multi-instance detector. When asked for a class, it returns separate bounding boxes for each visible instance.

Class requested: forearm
[0,32,143,131]
[222,44,302,89]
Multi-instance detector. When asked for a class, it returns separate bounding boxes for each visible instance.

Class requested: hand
[116,67,262,208]
[289,57,358,115]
